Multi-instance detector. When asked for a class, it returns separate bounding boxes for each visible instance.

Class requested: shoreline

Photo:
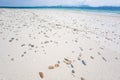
[0,8,120,16]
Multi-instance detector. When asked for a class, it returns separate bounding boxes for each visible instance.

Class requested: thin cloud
[0,0,120,6]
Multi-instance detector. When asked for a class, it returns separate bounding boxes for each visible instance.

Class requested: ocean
[0,6,120,14]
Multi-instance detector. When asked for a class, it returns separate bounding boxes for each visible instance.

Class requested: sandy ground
[0,9,120,80]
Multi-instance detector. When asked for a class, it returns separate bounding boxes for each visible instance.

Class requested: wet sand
[0,9,120,80]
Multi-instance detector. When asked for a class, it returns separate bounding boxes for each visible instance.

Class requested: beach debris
[78,54,82,60]
[82,60,86,66]
[21,44,25,47]
[89,48,93,50]
[9,38,14,42]
[75,40,78,43]
[77,57,81,60]
[102,57,107,62]
[57,61,60,64]
[72,70,75,73]
[55,64,60,68]
[63,58,72,65]
[99,47,104,50]
[21,54,24,57]
[90,56,94,59]
[28,44,34,47]
[72,51,75,53]
[70,64,74,68]
[24,51,26,54]
[39,72,44,79]
[73,28,78,31]
[115,57,118,60]
[56,24,61,26]
[80,77,85,80]
[11,58,14,61]
[97,52,101,55]
[48,65,54,69]
[79,54,82,57]
[65,41,68,44]
[44,41,49,44]
[79,47,83,51]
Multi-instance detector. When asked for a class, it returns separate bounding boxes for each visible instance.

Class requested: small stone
[79,54,82,57]
[79,47,83,51]
[89,48,93,50]
[82,60,86,66]
[115,57,118,60]
[57,61,60,64]
[24,52,26,54]
[31,45,34,47]
[90,56,94,59]
[21,44,25,47]
[63,58,72,65]
[21,54,24,57]
[11,58,14,61]
[75,40,78,43]
[48,66,54,69]
[80,77,85,80]
[77,57,81,60]
[16,38,18,41]
[100,47,104,50]
[44,41,49,44]
[72,70,75,73]
[29,44,34,47]
[39,72,44,79]
[72,51,75,53]
[97,52,101,55]
[102,57,107,62]
[71,64,74,68]
[55,64,59,67]
[65,41,68,43]
[9,38,14,42]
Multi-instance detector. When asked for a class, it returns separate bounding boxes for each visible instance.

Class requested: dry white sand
[0,9,120,80]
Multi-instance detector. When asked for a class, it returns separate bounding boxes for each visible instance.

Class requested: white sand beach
[0,9,120,80]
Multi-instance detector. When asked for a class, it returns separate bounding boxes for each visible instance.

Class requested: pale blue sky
[0,0,120,7]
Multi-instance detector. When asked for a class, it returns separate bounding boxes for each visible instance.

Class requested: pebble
[115,57,118,60]
[80,77,85,80]
[63,58,72,65]
[57,61,60,64]
[11,58,14,61]
[77,57,81,60]
[55,64,60,67]
[39,72,44,79]
[21,54,24,57]
[82,60,86,66]
[24,52,26,54]
[9,38,14,42]
[48,66,54,69]
[21,44,25,47]
[71,64,74,68]
[72,70,75,73]
[79,47,83,51]
[102,57,107,62]
[97,52,101,55]
[90,56,94,59]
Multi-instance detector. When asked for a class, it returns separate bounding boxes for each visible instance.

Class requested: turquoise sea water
[74,8,120,14]
[51,7,120,14]
[0,6,120,14]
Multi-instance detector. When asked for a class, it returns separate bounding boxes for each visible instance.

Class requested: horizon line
[0,5,120,8]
